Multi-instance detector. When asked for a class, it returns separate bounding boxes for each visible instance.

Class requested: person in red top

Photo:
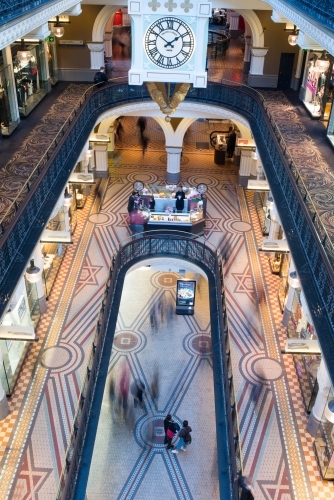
[129,209,147,239]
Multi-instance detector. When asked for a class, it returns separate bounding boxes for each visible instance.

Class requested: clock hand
[164,36,180,47]
[154,32,170,44]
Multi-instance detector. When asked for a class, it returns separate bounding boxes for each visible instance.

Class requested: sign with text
[176,280,196,307]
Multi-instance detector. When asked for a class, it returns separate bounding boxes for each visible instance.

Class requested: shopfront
[11,40,49,117]
[301,50,334,124]
[68,171,95,209]
[0,55,20,136]
[0,277,40,396]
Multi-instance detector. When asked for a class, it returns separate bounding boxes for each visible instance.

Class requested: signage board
[176,280,196,307]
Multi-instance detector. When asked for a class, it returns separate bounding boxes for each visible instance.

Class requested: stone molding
[0,0,80,50]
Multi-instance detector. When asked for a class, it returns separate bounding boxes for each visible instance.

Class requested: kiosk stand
[175,280,196,315]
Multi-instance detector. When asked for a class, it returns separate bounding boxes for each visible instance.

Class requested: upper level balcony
[0,0,54,26]
[271,0,334,33]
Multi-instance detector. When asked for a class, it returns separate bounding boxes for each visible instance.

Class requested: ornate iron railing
[281,0,334,32]
[1,78,334,393]
[0,0,54,26]
[56,234,239,500]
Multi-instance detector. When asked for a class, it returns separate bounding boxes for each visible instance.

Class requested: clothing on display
[0,86,11,128]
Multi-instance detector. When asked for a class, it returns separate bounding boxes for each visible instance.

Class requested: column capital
[251,47,269,57]
[87,42,105,52]
[166,147,182,154]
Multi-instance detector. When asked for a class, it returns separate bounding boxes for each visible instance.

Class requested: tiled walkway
[0,117,333,498]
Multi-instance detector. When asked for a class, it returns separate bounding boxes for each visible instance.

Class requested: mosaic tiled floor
[1,118,333,497]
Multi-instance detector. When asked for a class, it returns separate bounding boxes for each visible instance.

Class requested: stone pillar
[238,149,253,186]
[230,12,240,31]
[2,46,20,124]
[94,144,109,178]
[226,10,231,25]
[249,48,268,75]
[292,48,304,90]
[63,189,72,232]
[108,125,115,157]
[282,271,300,326]
[307,359,332,437]
[257,165,264,180]
[26,259,47,314]
[243,36,251,74]
[248,48,269,87]
[0,350,9,420]
[166,147,182,183]
[104,32,113,58]
[268,214,280,240]
[86,148,94,171]
[87,42,105,70]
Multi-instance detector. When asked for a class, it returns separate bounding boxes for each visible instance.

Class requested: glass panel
[0,359,10,395]
[42,243,67,298]
[46,41,58,86]
[0,339,29,395]
[314,387,334,480]
[25,280,41,328]
[0,63,20,135]
[47,207,65,231]
[12,42,48,117]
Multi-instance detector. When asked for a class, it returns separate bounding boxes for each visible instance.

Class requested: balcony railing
[282,0,334,32]
[56,234,239,500]
[0,78,334,391]
[0,0,54,26]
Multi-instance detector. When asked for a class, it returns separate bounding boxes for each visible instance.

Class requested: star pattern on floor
[75,255,104,295]
[12,445,52,500]
[204,212,222,238]
[257,457,291,500]
[232,264,257,304]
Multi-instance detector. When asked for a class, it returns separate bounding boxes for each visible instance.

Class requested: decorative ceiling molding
[0,0,80,49]
[265,0,334,55]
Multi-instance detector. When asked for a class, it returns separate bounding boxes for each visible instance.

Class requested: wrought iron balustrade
[56,234,238,500]
[281,0,334,32]
[0,0,54,25]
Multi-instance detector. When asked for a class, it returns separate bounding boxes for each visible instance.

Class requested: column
[87,42,105,70]
[257,165,264,180]
[94,144,109,178]
[292,48,304,90]
[248,48,269,87]
[0,350,9,420]
[281,271,300,326]
[238,149,253,186]
[86,147,95,171]
[229,12,240,31]
[104,32,113,58]
[41,41,51,91]
[26,259,47,313]
[307,359,332,436]
[63,189,72,232]
[268,214,280,240]
[166,147,182,183]
[108,124,115,156]
[243,36,252,74]
[2,45,20,125]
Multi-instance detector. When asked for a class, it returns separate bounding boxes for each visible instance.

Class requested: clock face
[133,181,144,191]
[145,17,194,69]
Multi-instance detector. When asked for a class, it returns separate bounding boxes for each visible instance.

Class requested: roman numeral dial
[145,17,195,69]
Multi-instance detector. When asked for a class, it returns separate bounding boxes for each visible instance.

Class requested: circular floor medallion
[223,219,252,233]
[253,357,283,382]
[89,213,110,224]
[113,331,142,352]
[188,334,212,356]
[137,416,182,448]
[153,273,178,289]
[41,346,72,370]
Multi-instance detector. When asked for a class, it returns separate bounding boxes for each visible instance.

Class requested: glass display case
[314,387,334,480]
[146,210,205,235]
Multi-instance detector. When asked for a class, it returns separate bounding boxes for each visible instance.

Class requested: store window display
[0,277,39,395]
[12,41,48,117]
[302,53,333,120]
[0,63,19,135]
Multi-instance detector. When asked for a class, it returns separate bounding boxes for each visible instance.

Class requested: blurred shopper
[172,420,192,453]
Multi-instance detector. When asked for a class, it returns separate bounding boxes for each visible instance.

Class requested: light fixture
[316,51,330,72]
[53,16,65,38]
[17,39,31,63]
[287,25,299,46]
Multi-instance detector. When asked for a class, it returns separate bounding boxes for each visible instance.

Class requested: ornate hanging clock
[144,17,195,69]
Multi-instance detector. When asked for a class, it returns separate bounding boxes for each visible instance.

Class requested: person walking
[164,415,180,450]
[172,420,192,453]
[129,209,147,239]
[238,476,255,500]
[130,379,145,408]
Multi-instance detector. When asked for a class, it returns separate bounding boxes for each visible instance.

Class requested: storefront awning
[247,180,270,191]
[68,172,95,184]
[40,230,73,244]
[282,339,321,354]
[259,239,290,253]
[0,325,38,342]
